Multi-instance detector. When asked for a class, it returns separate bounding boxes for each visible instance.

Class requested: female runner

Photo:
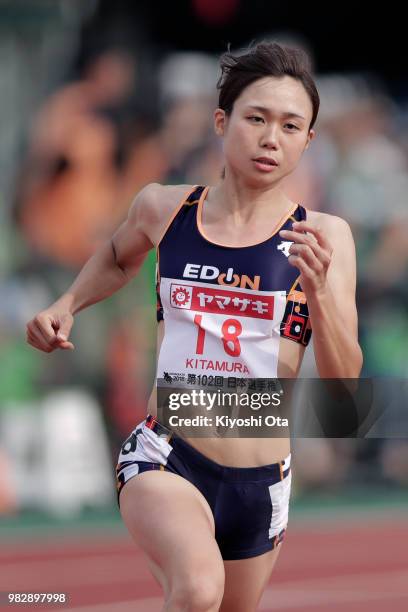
[27,41,362,611]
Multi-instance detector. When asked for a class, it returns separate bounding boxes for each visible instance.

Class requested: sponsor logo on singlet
[277,241,293,257]
[183,263,260,290]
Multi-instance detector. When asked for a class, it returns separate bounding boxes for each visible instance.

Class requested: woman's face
[214,75,315,186]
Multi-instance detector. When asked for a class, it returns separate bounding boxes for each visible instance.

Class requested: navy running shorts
[116,414,292,560]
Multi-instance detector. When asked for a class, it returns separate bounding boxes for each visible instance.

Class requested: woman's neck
[209,176,294,226]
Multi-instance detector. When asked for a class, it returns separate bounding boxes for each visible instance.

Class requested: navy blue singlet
[154,185,311,380]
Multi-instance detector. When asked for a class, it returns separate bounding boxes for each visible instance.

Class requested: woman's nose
[260,126,279,149]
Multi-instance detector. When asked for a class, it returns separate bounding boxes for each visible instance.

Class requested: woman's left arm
[279,216,363,378]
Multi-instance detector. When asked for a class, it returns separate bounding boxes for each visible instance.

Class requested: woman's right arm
[26,183,160,353]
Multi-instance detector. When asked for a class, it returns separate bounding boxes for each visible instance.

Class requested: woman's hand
[26,303,75,353]
[279,221,333,296]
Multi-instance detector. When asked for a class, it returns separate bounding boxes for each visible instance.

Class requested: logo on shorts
[121,428,142,455]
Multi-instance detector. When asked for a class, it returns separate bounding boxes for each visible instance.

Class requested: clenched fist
[26,306,75,353]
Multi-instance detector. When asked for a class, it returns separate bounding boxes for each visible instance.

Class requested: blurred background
[0,1,407,610]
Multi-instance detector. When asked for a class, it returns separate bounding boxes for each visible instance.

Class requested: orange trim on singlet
[197,186,299,249]
[156,185,198,250]
[155,185,199,284]
[285,204,308,302]
[287,276,301,301]
[291,203,309,224]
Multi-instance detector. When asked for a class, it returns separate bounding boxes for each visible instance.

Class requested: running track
[1,514,407,611]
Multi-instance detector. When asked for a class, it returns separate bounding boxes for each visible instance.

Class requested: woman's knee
[166,567,225,612]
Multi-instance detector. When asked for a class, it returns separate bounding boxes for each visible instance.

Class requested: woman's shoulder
[305,208,353,237]
[137,183,196,216]
[137,183,198,246]
[142,182,197,203]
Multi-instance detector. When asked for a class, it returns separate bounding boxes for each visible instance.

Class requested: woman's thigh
[219,546,283,612]
[119,470,225,603]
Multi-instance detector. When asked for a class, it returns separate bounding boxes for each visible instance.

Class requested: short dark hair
[217,41,320,130]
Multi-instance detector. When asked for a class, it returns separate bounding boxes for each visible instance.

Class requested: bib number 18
[193,314,242,357]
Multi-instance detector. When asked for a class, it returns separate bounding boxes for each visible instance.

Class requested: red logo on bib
[171,285,192,308]
[170,283,274,319]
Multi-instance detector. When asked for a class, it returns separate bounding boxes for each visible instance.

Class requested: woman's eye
[248,116,263,123]
[285,123,299,131]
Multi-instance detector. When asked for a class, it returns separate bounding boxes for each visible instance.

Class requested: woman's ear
[214,108,227,136]
[304,129,316,150]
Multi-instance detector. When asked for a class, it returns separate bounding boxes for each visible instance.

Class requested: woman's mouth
[252,157,279,172]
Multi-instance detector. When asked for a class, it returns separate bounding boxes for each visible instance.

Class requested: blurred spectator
[16,49,136,269]
[121,52,222,199]
[105,310,153,443]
